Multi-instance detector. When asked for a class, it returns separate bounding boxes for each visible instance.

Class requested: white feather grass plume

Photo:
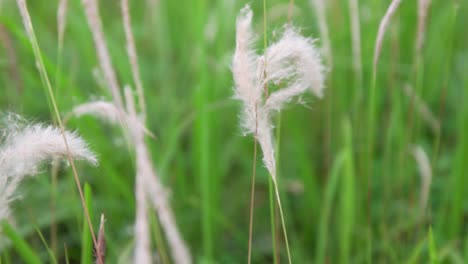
[0,115,97,220]
[233,5,326,181]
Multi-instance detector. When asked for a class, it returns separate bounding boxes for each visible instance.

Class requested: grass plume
[80,1,190,262]
[233,5,326,263]
[0,115,97,221]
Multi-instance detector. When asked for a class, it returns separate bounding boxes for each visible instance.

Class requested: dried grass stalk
[347,0,362,84]
[373,0,402,70]
[416,0,431,55]
[309,0,332,66]
[81,0,124,110]
[121,0,146,120]
[410,145,432,214]
[94,214,106,264]
[403,84,440,133]
[57,0,68,49]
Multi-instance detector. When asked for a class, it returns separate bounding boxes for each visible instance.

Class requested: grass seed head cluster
[0,115,96,221]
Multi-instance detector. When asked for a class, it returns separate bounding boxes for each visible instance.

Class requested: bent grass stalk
[367,0,402,259]
[15,1,103,263]
[262,1,279,263]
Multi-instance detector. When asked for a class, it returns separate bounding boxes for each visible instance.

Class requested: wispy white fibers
[0,115,97,221]
[72,101,122,124]
[70,101,154,139]
[262,27,325,110]
[233,6,262,137]
[233,6,325,263]
[233,5,326,182]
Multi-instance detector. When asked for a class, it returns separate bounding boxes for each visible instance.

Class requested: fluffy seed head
[262,26,326,112]
[0,123,97,177]
[233,5,261,135]
[233,5,326,180]
[0,116,97,220]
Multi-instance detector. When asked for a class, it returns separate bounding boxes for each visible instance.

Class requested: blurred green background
[0,0,467,263]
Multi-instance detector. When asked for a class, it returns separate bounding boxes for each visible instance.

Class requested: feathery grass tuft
[0,115,97,221]
[233,5,326,263]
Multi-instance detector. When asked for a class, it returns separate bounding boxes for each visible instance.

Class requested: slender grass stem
[262,1,292,262]
[268,178,278,264]
[15,1,102,263]
[149,207,170,264]
[365,66,377,264]
[273,183,292,264]
[270,112,282,264]
[247,106,258,264]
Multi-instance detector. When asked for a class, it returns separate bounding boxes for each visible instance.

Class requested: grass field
[0,0,467,263]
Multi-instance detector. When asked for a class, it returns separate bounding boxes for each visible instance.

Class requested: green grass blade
[34,226,57,264]
[340,118,355,263]
[428,227,439,264]
[81,183,93,264]
[316,151,346,264]
[1,221,42,264]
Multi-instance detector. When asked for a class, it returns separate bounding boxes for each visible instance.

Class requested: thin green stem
[365,64,377,264]
[247,105,258,264]
[271,112,283,264]
[273,183,292,264]
[269,173,279,264]
[15,1,102,263]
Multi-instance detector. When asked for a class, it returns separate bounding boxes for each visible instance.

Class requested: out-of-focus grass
[0,0,467,263]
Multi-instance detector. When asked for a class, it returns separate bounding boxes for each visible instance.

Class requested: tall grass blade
[1,221,41,264]
[340,118,355,263]
[81,183,93,264]
[315,151,346,264]
[428,227,439,264]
